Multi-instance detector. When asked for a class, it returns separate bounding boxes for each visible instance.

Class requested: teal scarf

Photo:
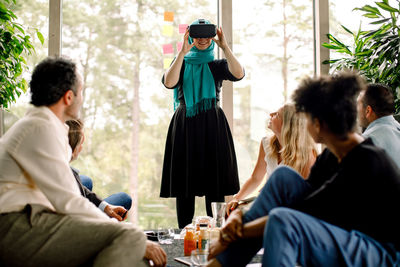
[174,20,216,117]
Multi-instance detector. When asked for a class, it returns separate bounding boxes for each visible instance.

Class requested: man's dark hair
[30,57,78,106]
[293,72,366,138]
[362,83,395,117]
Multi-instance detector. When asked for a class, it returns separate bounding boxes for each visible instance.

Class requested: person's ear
[365,105,373,120]
[63,90,75,106]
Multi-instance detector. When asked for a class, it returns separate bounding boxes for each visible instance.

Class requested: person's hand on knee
[104,204,127,221]
[226,199,239,216]
[220,209,243,244]
[144,240,167,267]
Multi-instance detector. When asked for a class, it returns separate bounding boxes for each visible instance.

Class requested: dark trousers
[176,195,225,228]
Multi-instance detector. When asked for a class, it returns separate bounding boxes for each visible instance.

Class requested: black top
[162,59,244,102]
[160,58,242,199]
[71,167,103,207]
[295,138,400,251]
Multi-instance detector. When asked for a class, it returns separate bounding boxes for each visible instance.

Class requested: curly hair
[30,57,78,106]
[66,119,84,151]
[292,72,366,138]
[268,104,317,177]
[362,83,395,117]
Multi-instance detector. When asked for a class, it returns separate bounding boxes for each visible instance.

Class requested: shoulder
[261,135,273,153]
[352,139,396,170]
[3,109,64,154]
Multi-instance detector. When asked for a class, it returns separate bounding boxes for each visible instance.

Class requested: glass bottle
[184,226,196,256]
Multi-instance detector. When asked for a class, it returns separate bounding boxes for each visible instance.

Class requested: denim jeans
[216,166,400,267]
[80,175,132,211]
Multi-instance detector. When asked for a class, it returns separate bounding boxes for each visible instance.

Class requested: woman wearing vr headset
[160,19,245,228]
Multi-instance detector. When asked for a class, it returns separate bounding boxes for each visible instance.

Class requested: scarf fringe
[185,98,215,118]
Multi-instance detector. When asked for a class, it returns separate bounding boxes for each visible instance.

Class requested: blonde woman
[226,104,317,215]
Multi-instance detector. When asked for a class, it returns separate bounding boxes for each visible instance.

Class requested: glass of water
[157,228,174,244]
[190,249,208,266]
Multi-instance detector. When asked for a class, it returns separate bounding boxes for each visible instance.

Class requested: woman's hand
[226,198,239,216]
[212,27,228,51]
[180,29,195,55]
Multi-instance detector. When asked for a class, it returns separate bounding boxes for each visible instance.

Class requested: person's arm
[213,27,244,79]
[7,122,110,221]
[242,216,268,238]
[74,170,128,221]
[163,30,194,88]
[209,209,268,259]
[227,141,267,215]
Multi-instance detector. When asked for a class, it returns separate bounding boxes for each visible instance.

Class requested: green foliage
[323,0,400,114]
[0,0,43,108]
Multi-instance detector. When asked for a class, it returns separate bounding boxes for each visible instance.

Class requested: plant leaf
[354,5,381,15]
[376,2,399,13]
[363,13,380,19]
[36,30,44,45]
[341,25,354,35]
[370,18,391,24]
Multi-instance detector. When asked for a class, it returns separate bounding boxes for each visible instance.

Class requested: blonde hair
[268,104,316,176]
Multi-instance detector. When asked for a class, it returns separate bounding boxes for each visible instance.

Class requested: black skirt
[160,104,240,198]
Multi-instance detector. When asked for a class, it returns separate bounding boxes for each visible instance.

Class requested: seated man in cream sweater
[0,57,166,267]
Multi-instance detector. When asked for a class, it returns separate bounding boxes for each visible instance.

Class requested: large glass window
[5,0,384,230]
[329,0,377,61]
[4,0,48,130]
[61,0,216,229]
[232,0,314,192]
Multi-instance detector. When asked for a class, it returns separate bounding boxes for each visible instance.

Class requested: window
[61,0,217,229]
[232,0,314,191]
[4,0,49,130]
[329,0,377,61]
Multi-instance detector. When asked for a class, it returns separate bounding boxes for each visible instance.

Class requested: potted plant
[322,0,400,118]
[0,0,43,109]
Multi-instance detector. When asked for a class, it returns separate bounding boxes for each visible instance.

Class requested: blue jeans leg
[217,166,311,266]
[263,207,400,267]
[104,192,132,211]
[79,175,93,191]
[243,165,311,223]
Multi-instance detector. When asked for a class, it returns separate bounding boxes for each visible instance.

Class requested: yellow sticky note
[164,58,173,69]
[162,25,173,37]
[164,11,174,22]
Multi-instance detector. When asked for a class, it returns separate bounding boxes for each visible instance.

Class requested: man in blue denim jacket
[357,83,400,169]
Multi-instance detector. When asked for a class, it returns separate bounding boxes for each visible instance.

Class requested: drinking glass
[190,249,208,266]
[157,228,174,244]
[211,202,226,228]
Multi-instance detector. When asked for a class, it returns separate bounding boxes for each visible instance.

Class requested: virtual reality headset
[189,19,217,38]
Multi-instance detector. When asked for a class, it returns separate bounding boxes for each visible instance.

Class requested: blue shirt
[362,115,400,169]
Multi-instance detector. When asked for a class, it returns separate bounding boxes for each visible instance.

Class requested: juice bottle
[184,227,196,256]
[198,227,210,252]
